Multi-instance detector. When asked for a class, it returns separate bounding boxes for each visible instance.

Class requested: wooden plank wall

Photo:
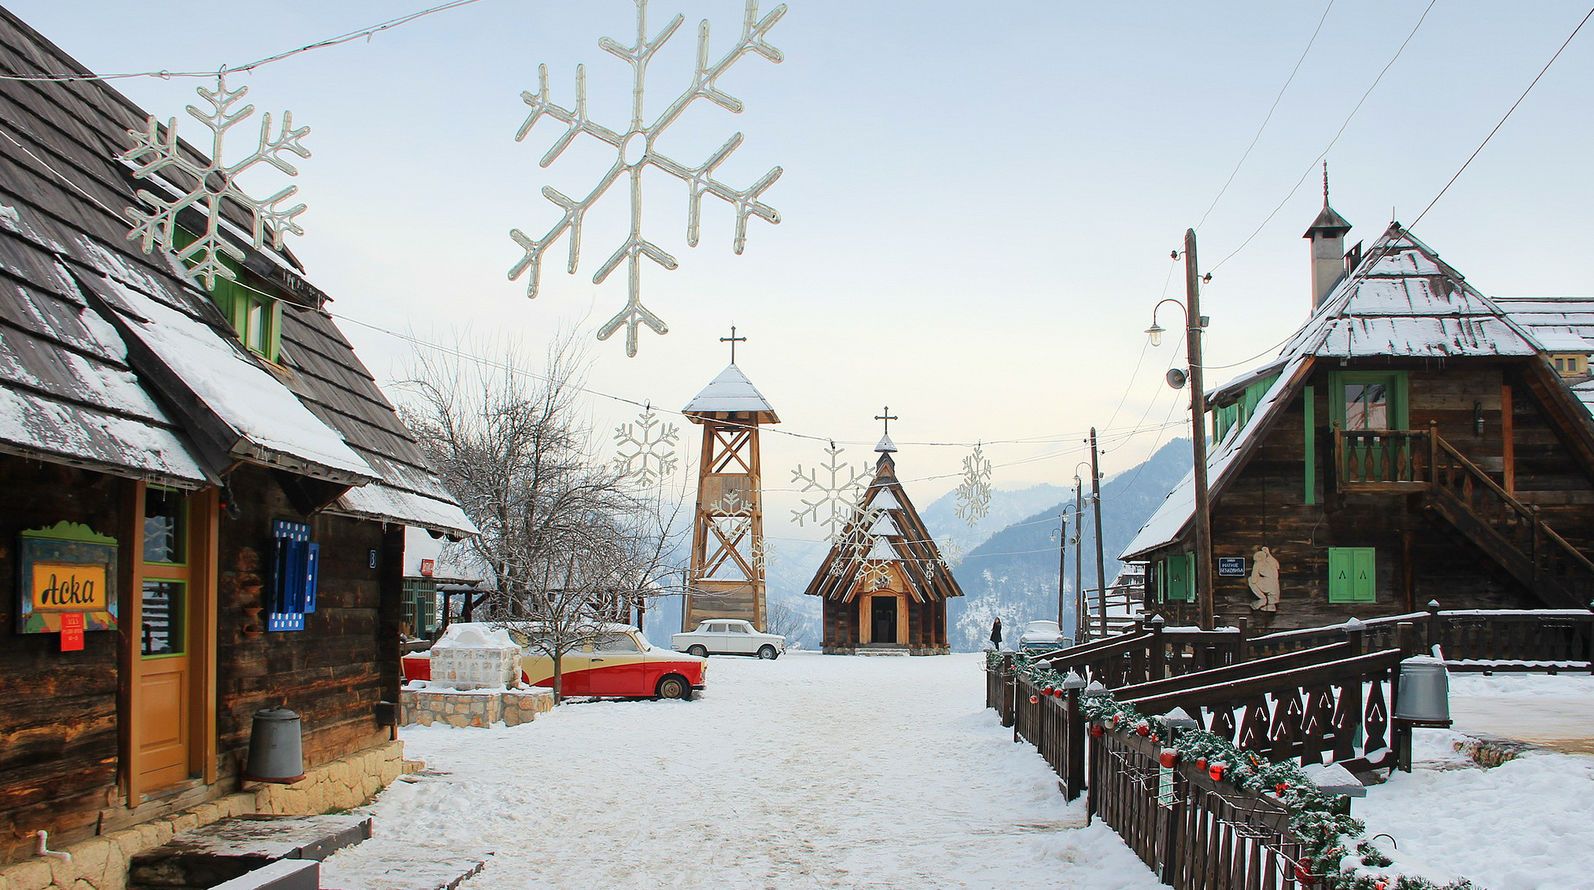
[214,467,390,778]
[1150,362,1587,631]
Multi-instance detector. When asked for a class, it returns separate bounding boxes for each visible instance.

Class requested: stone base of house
[822,645,951,656]
[400,686,555,728]
[0,740,405,890]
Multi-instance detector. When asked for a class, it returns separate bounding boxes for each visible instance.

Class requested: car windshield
[1025,621,1061,634]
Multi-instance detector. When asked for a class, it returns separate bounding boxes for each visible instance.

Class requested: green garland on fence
[995,653,1478,890]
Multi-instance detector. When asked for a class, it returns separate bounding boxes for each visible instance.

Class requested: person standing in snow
[989,617,1003,650]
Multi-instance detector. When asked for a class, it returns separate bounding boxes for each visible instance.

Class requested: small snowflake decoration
[792,444,875,543]
[954,444,994,525]
[937,538,965,570]
[509,0,786,356]
[750,536,771,575]
[612,407,680,485]
[121,73,309,290]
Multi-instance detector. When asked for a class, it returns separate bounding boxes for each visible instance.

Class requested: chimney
[1302,162,1352,311]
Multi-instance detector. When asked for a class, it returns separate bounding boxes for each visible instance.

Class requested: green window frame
[171,227,283,363]
[1330,371,1408,431]
[1327,547,1376,603]
[1157,552,1195,603]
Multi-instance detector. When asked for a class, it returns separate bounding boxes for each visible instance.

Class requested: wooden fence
[1035,620,1246,688]
[1090,729,1314,890]
[1011,675,1087,800]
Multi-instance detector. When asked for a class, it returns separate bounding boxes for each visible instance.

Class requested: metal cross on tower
[875,406,898,437]
[721,325,747,363]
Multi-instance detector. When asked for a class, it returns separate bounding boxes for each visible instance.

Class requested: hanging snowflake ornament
[509,0,786,357]
[955,444,994,525]
[121,72,309,290]
[612,406,680,485]
[938,538,965,570]
[750,536,771,575]
[792,444,875,543]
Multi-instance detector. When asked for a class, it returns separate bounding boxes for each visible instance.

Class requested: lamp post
[1145,228,1215,631]
[1050,517,1068,637]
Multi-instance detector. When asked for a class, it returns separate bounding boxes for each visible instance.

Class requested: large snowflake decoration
[792,444,875,542]
[121,74,310,290]
[612,407,680,485]
[509,0,786,357]
[954,444,994,525]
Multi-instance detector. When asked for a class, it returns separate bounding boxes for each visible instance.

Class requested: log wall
[0,456,127,862]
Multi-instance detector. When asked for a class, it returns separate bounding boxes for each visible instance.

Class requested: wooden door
[125,485,215,801]
[135,487,192,792]
[872,596,897,644]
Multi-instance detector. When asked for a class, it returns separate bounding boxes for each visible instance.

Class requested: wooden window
[1331,372,1408,431]
[1327,547,1376,603]
[172,227,283,362]
[1159,552,1194,603]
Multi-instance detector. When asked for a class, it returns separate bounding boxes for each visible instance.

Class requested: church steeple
[1303,162,1353,311]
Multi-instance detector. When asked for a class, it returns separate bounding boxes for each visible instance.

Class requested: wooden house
[1122,198,1594,632]
[804,437,962,654]
[0,10,474,868]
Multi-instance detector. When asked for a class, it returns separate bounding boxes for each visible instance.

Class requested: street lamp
[1145,229,1215,631]
[1071,461,1104,641]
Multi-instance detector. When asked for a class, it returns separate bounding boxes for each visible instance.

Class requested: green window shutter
[1165,553,1194,602]
[267,300,283,363]
[1328,547,1376,603]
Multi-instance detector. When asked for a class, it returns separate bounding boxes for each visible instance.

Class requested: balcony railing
[1335,427,1430,491]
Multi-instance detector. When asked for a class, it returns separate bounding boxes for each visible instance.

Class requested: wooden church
[805,427,962,654]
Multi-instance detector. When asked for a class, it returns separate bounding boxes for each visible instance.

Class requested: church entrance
[871,596,897,644]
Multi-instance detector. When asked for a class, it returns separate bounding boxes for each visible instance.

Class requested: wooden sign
[60,612,85,652]
[18,522,118,634]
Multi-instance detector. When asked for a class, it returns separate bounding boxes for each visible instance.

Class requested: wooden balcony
[1335,427,1431,492]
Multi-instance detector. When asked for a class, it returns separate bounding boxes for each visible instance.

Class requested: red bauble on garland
[1042,686,1055,696]
[1208,763,1226,782]
[1159,748,1179,768]
[1293,860,1313,883]
[1089,723,1105,738]
[1029,694,1040,705]
[1052,688,1065,697]
[1274,782,1289,795]
[1134,722,1150,737]
[1195,757,1207,770]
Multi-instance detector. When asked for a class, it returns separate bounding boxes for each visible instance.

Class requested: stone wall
[401,687,554,728]
[0,740,406,890]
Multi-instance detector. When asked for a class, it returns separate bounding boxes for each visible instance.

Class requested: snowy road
[322,652,1163,889]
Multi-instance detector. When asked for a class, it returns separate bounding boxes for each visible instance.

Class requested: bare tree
[400,334,691,701]
[764,598,810,646]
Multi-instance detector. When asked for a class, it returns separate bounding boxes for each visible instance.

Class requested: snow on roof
[1496,297,1594,354]
[874,433,898,453]
[1123,224,1541,560]
[336,483,479,539]
[682,364,779,419]
[105,277,375,481]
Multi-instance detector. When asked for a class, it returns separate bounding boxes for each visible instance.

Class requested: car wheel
[757,645,777,660]
[687,645,707,658]
[657,675,690,700]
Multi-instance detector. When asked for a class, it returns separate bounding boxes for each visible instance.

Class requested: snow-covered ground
[1354,672,1594,890]
[322,653,1164,889]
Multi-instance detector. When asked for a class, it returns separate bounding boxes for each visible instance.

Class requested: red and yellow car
[513,623,707,700]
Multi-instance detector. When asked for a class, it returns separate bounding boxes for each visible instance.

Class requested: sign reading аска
[31,562,109,611]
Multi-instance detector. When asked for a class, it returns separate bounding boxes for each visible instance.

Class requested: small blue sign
[1217,557,1247,577]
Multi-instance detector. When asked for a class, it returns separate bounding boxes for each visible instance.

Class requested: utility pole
[1184,228,1215,631]
[1089,427,1108,640]
[1073,477,1085,642]
[1056,513,1068,631]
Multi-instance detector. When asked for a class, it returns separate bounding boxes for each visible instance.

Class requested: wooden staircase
[1337,423,1594,608]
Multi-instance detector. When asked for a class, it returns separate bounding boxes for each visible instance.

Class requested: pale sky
[15,1,1594,539]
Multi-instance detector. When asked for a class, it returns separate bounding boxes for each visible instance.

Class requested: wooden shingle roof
[0,8,473,534]
[803,451,964,602]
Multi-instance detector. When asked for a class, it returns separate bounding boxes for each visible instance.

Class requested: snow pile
[322,653,1166,888]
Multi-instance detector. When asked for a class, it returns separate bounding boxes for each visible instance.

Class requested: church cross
[875,406,898,436]
[720,325,747,364]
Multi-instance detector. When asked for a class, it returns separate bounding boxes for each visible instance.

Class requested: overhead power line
[1195,0,1337,232]
[1207,0,1440,276]
[1410,5,1594,230]
[0,0,488,82]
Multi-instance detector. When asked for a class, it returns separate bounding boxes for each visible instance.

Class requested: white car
[1018,619,1070,652]
[672,619,786,659]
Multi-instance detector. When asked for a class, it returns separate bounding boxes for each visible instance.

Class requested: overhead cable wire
[1206,0,1440,275]
[1410,5,1594,230]
[1195,0,1336,232]
[0,0,488,82]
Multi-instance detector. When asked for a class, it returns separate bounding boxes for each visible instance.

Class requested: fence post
[1426,599,1441,653]
[1006,668,1017,732]
[1148,614,1166,681]
[1344,616,1364,657]
[1234,614,1249,664]
[1396,620,1418,657]
[1586,601,1593,676]
[1063,676,1087,801]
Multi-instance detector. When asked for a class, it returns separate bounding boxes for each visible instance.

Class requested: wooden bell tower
[683,328,779,631]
